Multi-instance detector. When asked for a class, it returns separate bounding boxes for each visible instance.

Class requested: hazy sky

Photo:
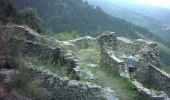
[106,0,170,9]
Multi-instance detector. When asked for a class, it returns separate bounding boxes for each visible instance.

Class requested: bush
[51,31,80,41]
[14,7,43,33]
[0,0,17,24]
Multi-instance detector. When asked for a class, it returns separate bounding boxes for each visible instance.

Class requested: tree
[14,7,43,33]
[0,0,17,24]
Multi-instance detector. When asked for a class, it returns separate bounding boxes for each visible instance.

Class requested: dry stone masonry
[25,63,118,100]
[0,26,119,100]
[62,36,98,51]
[97,32,170,99]
[1,25,170,100]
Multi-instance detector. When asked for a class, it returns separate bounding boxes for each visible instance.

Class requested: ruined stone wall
[149,65,170,96]
[0,25,81,79]
[25,63,118,100]
[97,32,161,82]
[135,46,160,83]
[115,37,147,56]
[100,50,124,73]
[97,33,122,73]
[62,36,98,51]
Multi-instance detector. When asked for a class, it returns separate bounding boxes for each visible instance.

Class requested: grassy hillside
[157,43,170,73]
[87,0,170,43]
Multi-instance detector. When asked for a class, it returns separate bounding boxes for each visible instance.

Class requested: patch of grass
[76,48,100,64]
[49,31,80,41]
[80,64,142,100]
[160,61,170,74]
[25,56,68,77]
[157,42,170,55]
[76,48,142,100]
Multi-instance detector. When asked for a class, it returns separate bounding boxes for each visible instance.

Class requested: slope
[15,0,154,39]
[86,0,170,43]
[14,0,170,66]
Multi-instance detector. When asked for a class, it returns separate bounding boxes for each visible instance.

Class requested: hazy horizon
[105,0,170,9]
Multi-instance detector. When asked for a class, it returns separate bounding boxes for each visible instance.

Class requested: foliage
[14,7,43,33]
[76,48,142,100]
[160,61,170,74]
[76,48,100,64]
[15,0,154,38]
[157,43,170,66]
[25,55,68,77]
[0,0,43,33]
[51,31,80,41]
[0,0,17,24]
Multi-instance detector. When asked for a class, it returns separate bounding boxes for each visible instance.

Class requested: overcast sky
[106,0,170,9]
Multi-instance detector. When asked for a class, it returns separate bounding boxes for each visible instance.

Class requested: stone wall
[149,65,170,97]
[97,32,170,99]
[97,32,160,79]
[25,63,118,100]
[117,37,148,56]
[132,80,169,100]
[135,47,160,83]
[0,25,81,79]
[97,33,123,73]
[62,36,98,51]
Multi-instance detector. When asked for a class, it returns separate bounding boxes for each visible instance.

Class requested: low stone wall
[149,65,170,97]
[25,63,118,100]
[100,50,124,73]
[117,38,147,56]
[132,80,169,100]
[62,36,98,51]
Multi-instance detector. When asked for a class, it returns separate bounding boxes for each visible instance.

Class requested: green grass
[25,56,68,77]
[157,43,170,74]
[76,48,142,100]
[49,31,80,41]
[157,42,170,55]
[76,48,100,64]
[160,61,170,74]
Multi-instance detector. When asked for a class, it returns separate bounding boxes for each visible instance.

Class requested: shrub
[51,31,80,41]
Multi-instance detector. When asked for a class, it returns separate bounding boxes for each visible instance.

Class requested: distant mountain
[86,0,170,43]
[15,0,155,39]
[14,0,170,66]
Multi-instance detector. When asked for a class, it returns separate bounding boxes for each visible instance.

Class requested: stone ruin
[0,25,118,100]
[97,32,170,100]
[0,25,170,100]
